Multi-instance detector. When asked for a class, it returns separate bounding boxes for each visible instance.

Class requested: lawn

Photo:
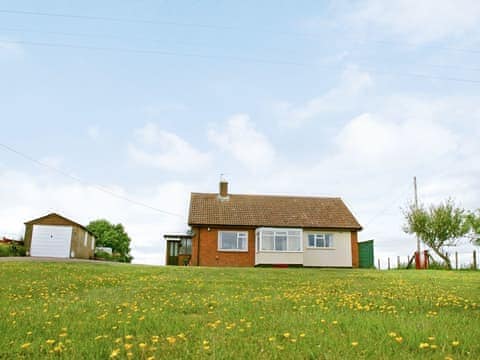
[0,262,478,359]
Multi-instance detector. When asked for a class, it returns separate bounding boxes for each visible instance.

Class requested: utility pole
[414,176,420,265]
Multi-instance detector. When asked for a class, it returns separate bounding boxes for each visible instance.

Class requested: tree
[87,219,133,263]
[466,210,480,245]
[403,199,469,269]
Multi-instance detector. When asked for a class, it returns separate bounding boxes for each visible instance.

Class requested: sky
[1,0,479,266]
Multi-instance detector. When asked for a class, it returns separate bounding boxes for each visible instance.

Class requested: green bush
[0,243,26,257]
[0,245,9,257]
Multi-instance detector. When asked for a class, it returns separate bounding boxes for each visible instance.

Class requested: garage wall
[70,227,95,259]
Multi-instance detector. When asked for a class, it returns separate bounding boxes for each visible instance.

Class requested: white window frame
[84,232,88,247]
[307,233,334,249]
[218,231,248,252]
[256,228,303,253]
[91,236,95,251]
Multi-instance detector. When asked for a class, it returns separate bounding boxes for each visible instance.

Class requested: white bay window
[256,228,302,252]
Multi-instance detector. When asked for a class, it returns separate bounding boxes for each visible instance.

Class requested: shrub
[0,243,26,257]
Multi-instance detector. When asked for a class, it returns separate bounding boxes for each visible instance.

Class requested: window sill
[257,250,303,253]
[306,247,336,250]
[218,249,249,252]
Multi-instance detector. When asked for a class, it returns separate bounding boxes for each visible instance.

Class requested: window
[91,237,95,250]
[257,228,302,252]
[307,234,333,248]
[218,231,248,251]
[179,238,192,255]
[84,232,88,247]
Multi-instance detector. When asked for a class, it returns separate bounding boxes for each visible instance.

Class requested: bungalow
[182,181,362,267]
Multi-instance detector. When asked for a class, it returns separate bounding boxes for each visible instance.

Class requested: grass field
[0,261,478,359]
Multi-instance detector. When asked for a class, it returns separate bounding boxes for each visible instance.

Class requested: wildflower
[419,343,430,349]
[46,339,55,345]
[395,337,403,343]
[428,336,435,341]
[139,343,147,349]
[21,343,31,349]
[452,341,460,347]
[147,357,155,360]
[110,349,120,358]
[283,332,290,338]
[388,332,397,337]
[125,335,134,340]
[351,342,359,347]
[124,343,133,350]
[299,333,306,338]
[268,337,275,342]
[431,344,438,349]
[166,336,176,345]
[332,321,338,325]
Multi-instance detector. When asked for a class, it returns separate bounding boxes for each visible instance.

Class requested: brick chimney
[219,180,229,198]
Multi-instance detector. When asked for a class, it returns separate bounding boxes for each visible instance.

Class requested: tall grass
[0,262,478,359]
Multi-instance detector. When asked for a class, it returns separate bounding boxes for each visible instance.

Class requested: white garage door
[31,225,72,258]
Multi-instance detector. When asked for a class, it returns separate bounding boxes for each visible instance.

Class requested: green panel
[358,240,374,268]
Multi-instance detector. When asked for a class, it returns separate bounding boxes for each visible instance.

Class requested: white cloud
[274,66,373,127]
[87,125,100,140]
[0,38,24,57]
[128,123,211,172]
[352,0,480,44]
[208,114,276,170]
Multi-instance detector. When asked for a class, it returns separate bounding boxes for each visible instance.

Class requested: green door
[167,241,179,265]
[358,240,374,268]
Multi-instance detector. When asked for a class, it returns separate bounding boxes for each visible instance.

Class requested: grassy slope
[0,262,479,359]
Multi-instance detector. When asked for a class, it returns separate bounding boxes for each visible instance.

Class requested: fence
[376,250,478,270]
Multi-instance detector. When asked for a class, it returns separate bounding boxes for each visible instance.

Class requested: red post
[415,251,421,269]
[423,250,429,269]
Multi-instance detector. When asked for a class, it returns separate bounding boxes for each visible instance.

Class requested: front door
[167,241,179,265]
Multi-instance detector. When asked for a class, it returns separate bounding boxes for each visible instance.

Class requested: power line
[3,26,480,74]
[0,39,309,67]
[2,8,480,54]
[1,39,480,85]
[0,142,186,219]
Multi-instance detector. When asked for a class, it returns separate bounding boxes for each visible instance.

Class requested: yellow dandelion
[428,336,435,341]
[124,343,133,351]
[431,344,438,349]
[59,333,68,338]
[46,339,55,345]
[388,332,397,337]
[395,337,403,343]
[166,336,176,345]
[115,338,122,344]
[299,333,306,338]
[332,321,338,325]
[125,335,134,340]
[139,343,147,349]
[95,335,103,341]
[452,341,460,347]
[419,342,430,349]
[203,345,210,350]
[283,332,290,338]
[351,342,359,347]
[126,352,133,358]
[147,357,155,360]
[268,337,275,342]
[21,343,31,349]
[203,340,209,345]
[110,348,120,358]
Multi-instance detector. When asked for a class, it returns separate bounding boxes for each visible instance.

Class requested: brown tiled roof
[188,193,362,230]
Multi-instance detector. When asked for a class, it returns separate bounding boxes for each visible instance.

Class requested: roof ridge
[190,192,342,200]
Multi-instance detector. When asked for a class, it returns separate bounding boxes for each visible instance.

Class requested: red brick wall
[191,226,255,267]
[351,231,359,268]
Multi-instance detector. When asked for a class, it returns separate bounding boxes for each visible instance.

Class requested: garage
[30,225,72,258]
[24,213,96,259]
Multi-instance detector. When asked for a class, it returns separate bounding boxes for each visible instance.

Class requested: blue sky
[1,0,479,265]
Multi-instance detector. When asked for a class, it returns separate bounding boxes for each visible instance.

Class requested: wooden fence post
[387,257,391,270]
[377,258,381,270]
[474,250,477,270]
[397,256,400,269]
[455,251,458,270]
